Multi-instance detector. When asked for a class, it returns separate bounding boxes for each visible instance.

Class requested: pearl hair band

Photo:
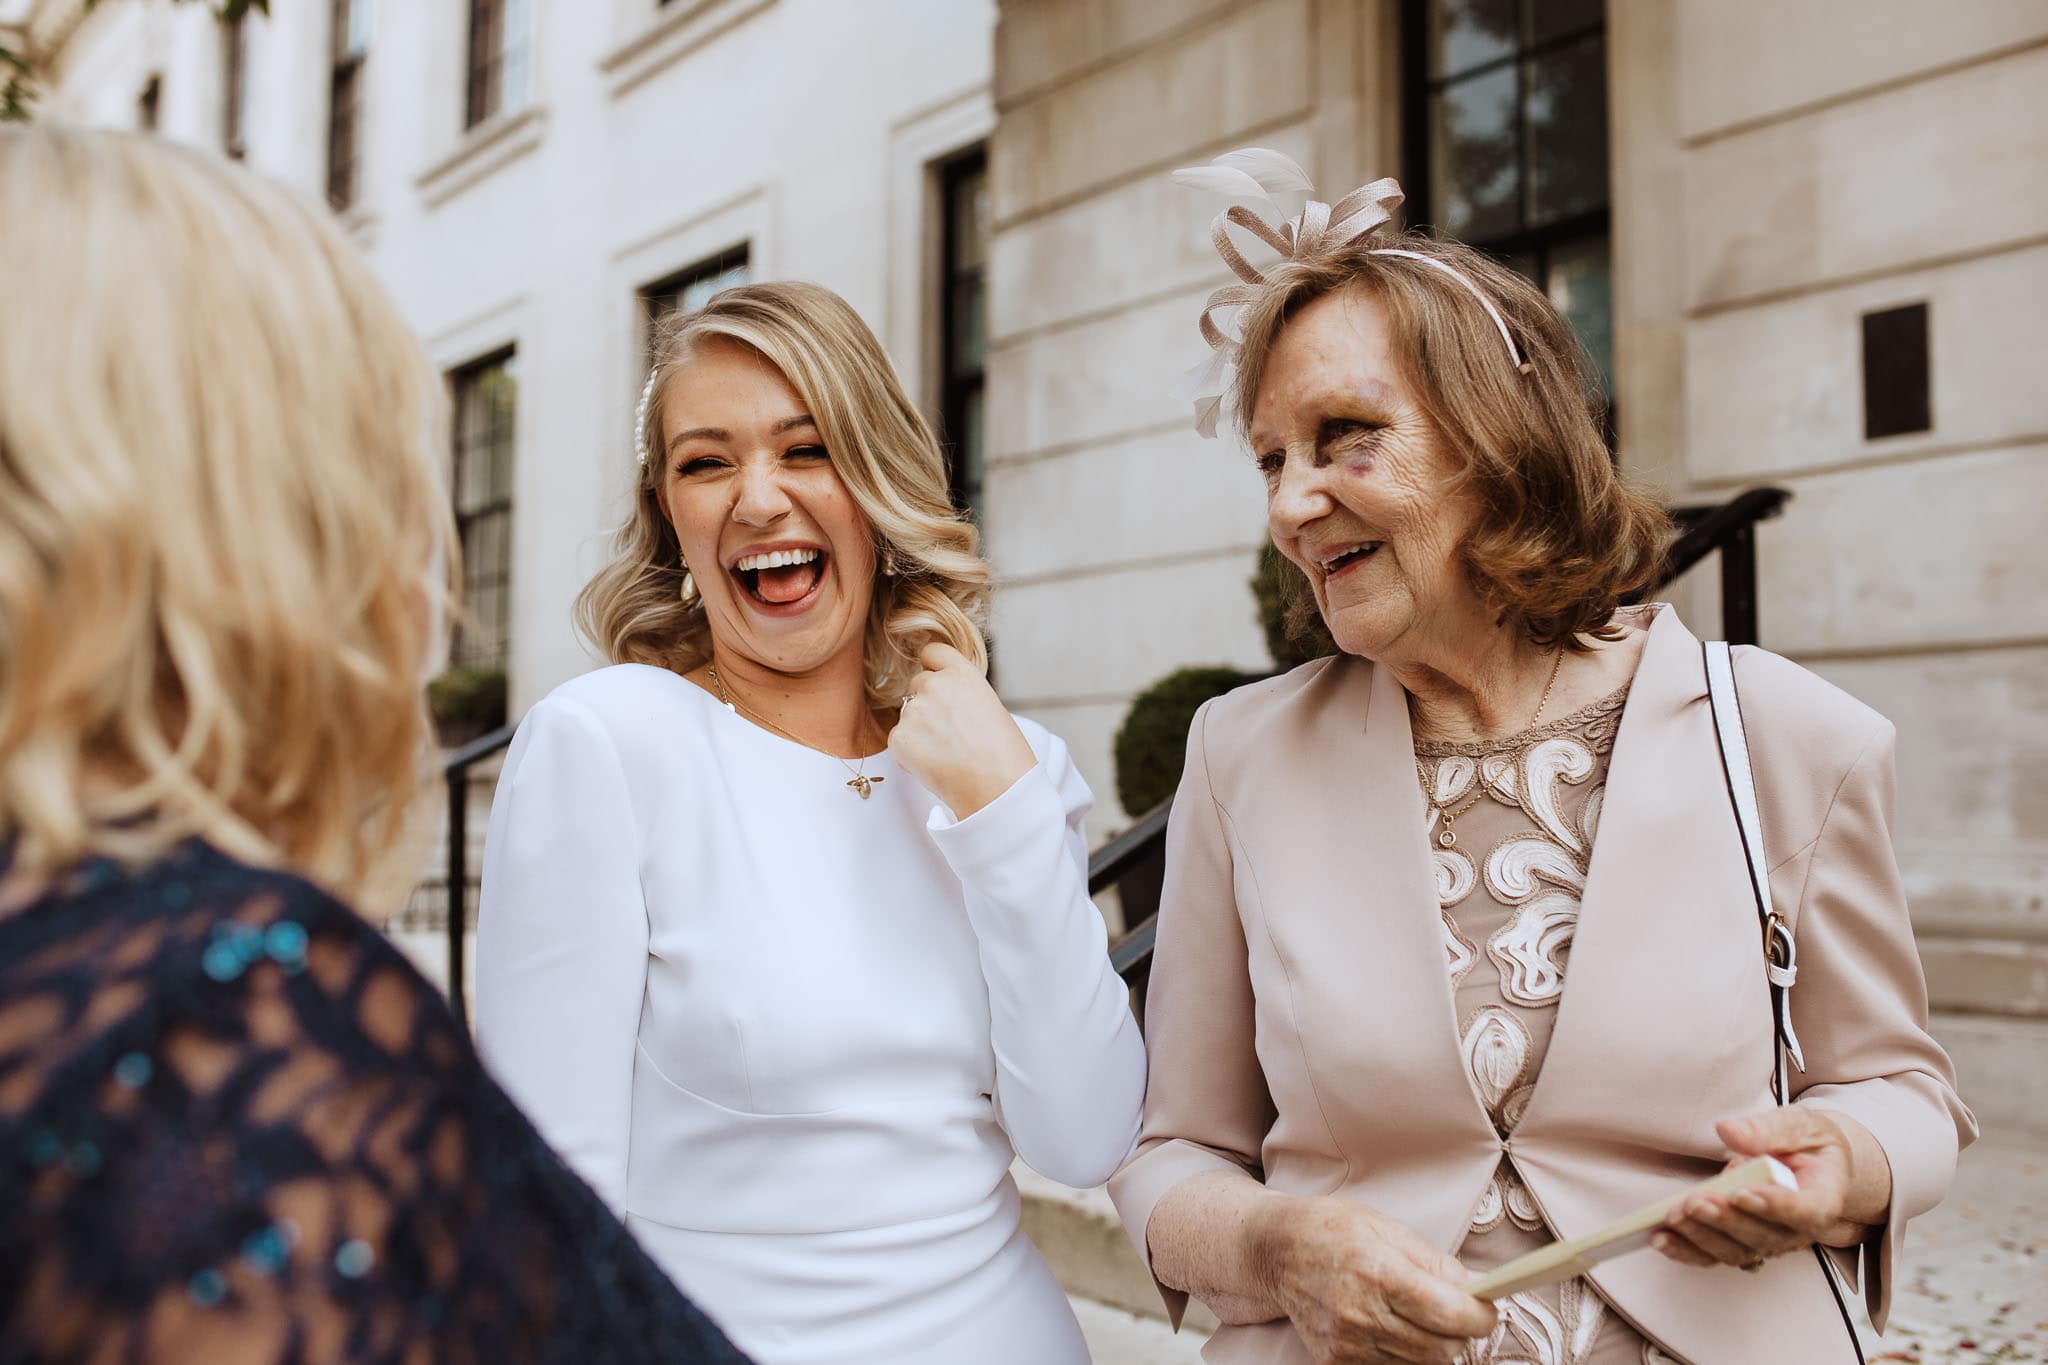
[634,369,659,467]
[1170,147,1531,438]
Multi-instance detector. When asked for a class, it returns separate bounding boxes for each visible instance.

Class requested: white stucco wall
[35,0,998,716]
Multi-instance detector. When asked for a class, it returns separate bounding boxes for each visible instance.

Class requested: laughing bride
[474,281,1144,1364]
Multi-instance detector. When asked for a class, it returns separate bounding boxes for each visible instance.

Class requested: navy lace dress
[0,839,751,1365]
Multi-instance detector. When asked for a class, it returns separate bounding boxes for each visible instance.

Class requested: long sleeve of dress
[1104,699,1277,1329]
[924,728,1146,1191]
[476,694,651,1212]
[1775,717,1977,1330]
[0,844,750,1365]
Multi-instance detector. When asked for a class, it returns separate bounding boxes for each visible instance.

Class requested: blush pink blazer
[1108,604,1976,1364]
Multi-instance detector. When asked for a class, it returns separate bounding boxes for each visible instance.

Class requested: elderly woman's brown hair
[1228,233,1668,651]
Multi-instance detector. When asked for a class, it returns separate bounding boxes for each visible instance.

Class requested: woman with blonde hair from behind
[475,281,1145,1364]
[0,127,748,1364]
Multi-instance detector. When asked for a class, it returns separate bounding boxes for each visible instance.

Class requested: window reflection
[1525,35,1608,227]
[1412,0,1613,417]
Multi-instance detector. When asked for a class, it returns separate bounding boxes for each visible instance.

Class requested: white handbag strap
[1703,641,1807,1095]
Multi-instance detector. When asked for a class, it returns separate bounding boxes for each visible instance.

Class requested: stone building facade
[7,0,1000,711]
[984,0,2048,1130]
[10,0,2044,1129]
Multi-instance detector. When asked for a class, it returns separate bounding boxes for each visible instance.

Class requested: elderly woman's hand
[887,643,1038,819]
[1654,1108,1891,1270]
[1259,1195,1497,1365]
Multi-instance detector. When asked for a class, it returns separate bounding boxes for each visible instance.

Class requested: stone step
[1070,1294,1207,1364]
[1015,1164,1218,1337]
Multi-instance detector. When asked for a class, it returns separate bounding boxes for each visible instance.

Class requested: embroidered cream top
[1417,685,1678,1365]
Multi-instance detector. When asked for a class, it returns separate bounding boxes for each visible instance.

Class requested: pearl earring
[680,567,698,604]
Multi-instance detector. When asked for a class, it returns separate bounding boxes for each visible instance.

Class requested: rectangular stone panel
[985,282,1217,460]
[1930,1011,2048,1134]
[995,0,1236,106]
[1675,0,2048,142]
[1755,443,2048,654]
[1921,939,2048,1018]
[1003,697,1145,838]
[982,427,1269,582]
[1808,646,2048,941]
[1681,44,2048,310]
[1683,243,2048,484]
[990,549,1270,704]
[991,0,1312,221]
[989,121,1316,343]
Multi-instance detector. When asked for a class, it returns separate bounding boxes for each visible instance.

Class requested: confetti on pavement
[1859,1133,2047,1364]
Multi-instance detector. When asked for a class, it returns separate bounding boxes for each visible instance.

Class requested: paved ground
[1860,1128,2048,1364]
[1072,1296,1207,1364]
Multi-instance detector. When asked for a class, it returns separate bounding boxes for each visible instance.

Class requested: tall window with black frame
[449,351,518,674]
[1403,0,1613,423]
[325,0,369,210]
[639,245,754,369]
[938,148,989,522]
[466,0,533,131]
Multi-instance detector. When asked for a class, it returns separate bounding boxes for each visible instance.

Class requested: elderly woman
[1108,150,1975,1365]
[0,128,746,1363]
[476,281,1143,1365]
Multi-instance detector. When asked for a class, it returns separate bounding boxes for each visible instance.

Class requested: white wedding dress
[475,663,1146,1364]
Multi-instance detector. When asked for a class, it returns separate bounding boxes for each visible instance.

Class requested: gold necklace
[1416,649,1565,849]
[705,665,886,800]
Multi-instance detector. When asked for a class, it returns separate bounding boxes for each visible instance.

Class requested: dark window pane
[960,386,985,502]
[949,277,986,374]
[1432,67,1519,238]
[1428,0,1515,78]
[449,353,516,671]
[1498,243,1542,281]
[1530,0,1603,42]
[1545,234,1613,395]
[640,249,752,372]
[950,163,989,274]
[466,0,501,128]
[1524,35,1608,227]
[678,260,750,313]
[937,148,989,519]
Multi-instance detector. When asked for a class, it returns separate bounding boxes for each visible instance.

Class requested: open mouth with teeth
[1319,542,1383,579]
[731,546,828,608]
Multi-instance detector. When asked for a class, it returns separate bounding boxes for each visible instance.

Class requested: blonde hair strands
[578,282,989,706]
[0,128,456,904]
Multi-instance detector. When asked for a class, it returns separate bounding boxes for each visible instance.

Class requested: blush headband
[1170,147,1530,438]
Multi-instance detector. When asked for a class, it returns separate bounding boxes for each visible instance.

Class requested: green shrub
[1110,540,1341,816]
[1113,666,1263,816]
[427,666,508,745]
[1251,538,1339,669]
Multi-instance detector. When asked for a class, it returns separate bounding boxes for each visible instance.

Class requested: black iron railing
[436,488,1790,1027]
[438,724,516,1030]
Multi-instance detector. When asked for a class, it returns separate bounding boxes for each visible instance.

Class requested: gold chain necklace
[706,665,886,800]
[1416,649,1565,849]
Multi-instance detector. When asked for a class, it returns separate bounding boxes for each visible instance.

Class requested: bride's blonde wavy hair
[577,281,989,705]
[0,128,454,906]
